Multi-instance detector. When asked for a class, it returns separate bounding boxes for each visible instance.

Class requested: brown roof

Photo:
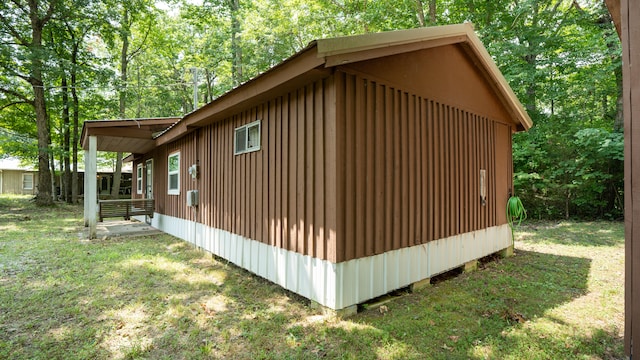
[82,24,531,153]
[80,117,179,153]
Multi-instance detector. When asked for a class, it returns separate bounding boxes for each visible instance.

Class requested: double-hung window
[22,173,33,190]
[168,152,180,195]
[234,120,261,155]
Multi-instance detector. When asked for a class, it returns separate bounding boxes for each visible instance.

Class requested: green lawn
[0,195,624,359]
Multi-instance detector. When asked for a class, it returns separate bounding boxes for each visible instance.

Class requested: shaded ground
[0,196,624,359]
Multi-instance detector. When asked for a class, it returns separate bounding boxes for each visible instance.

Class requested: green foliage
[514,127,623,219]
[0,0,624,219]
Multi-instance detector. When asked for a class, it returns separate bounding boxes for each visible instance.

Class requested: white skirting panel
[139,213,511,310]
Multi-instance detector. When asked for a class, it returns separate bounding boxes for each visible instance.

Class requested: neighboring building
[0,158,38,195]
[81,24,532,312]
[0,157,132,198]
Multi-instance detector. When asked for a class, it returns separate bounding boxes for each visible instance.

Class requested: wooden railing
[98,198,155,222]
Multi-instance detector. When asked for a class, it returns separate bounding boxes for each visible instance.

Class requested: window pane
[23,174,33,189]
[247,123,260,149]
[169,154,179,172]
[169,174,179,190]
[235,127,247,154]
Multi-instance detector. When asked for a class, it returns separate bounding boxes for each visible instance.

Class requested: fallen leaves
[502,309,527,324]
[200,302,216,317]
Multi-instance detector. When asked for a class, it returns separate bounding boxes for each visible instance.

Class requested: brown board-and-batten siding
[140,76,340,262]
[334,69,512,263]
[138,67,513,265]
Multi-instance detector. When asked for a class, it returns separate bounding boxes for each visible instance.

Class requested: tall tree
[103,0,155,198]
[0,0,57,205]
[229,0,243,86]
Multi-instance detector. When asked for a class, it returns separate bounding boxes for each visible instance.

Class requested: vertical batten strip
[306,83,315,257]
[401,91,409,249]
[289,90,298,254]
[275,97,283,249]
[296,88,306,255]
[355,76,366,259]
[344,74,356,261]
[427,99,434,243]
[314,80,325,260]
[374,82,385,254]
[384,85,394,253]
[393,89,402,250]
[282,94,290,252]
[416,95,423,244]
[325,75,339,263]
[408,94,417,247]
[365,79,375,256]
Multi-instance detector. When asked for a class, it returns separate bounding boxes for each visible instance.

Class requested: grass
[0,195,624,359]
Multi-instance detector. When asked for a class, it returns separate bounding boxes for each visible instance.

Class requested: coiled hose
[507,196,527,227]
[507,196,527,241]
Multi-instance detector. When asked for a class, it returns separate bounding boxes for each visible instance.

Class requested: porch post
[85,135,97,238]
[83,151,88,226]
[621,0,640,357]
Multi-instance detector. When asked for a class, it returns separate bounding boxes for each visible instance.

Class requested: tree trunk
[111,8,130,199]
[429,0,436,24]
[30,0,54,206]
[204,68,214,103]
[33,56,53,205]
[50,138,56,201]
[71,48,80,203]
[230,0,242,86]
[415,0,426,27]
[61,74,72,203]
[613,60,624,132]
[110,152,123,198]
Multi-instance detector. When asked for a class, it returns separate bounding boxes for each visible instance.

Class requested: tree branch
[42,0,57,23]
[0,100,32,111]
[126,19,152,62]
[0,64,33,83]
[0,12,29,46]
[0,87,34,104]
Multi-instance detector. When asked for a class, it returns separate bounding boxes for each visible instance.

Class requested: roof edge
[81,117,180,151]
[461,30,533,130]
[316,23,474,58]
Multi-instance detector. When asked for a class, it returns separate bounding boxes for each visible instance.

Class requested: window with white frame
[136,164,143,194]
[234,120,261,155]
[22,173,33,190]
[168,152,180,195]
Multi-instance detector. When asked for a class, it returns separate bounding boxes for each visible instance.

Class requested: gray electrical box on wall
[187,190,199,207]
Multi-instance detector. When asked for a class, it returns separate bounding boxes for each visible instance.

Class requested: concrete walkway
[82,219,163,240]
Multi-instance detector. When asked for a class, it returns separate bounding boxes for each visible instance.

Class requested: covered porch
[80,117,179,239]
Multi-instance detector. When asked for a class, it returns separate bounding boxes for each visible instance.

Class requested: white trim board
[138,213,512,310]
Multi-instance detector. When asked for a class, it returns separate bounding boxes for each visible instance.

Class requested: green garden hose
[507,195,527,228]
[507,195,527,241]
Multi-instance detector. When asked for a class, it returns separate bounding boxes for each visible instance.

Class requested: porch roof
[80,117,180,153]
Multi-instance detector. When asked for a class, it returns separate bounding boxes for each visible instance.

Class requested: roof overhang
[80,117,180,153]
[154,47,329,146]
